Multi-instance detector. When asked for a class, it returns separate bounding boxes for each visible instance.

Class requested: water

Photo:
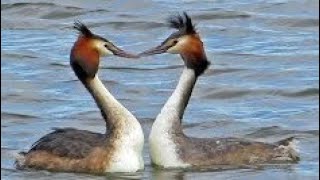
[1,0,319,179]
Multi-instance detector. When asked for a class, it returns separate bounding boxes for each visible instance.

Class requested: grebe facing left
[140,12,299,168]
[15,22,144,174]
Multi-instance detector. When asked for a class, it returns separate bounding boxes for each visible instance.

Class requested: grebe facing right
[15,22,144,174]
[140,12,300,168]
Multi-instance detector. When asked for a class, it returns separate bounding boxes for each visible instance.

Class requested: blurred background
[1,0,319,179]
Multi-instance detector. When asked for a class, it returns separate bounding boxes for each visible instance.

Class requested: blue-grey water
[1,0,319,179]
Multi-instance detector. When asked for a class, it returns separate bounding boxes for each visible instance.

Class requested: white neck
[86,76,142,136]
[148,67,196,167]
[154,67,197,133]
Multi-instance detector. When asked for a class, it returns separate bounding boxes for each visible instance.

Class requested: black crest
[73,21,93,37]
[168,12,196,34]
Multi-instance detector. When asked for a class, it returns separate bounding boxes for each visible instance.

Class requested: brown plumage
[17,128,116,174]
[71,36,99,78]
[173,134,299,166]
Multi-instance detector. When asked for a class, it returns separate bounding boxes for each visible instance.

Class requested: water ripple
[201,87,319,99]
[1,2,82,11]
[245,126,319,138]
[194,10,252,20]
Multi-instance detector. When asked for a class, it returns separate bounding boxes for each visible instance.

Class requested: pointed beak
[110,45,139,59]
[139,44,168,57]
[114,48,139,58]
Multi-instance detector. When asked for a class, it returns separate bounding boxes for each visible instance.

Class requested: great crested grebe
[15,22,144,173]
[140,12,300,168]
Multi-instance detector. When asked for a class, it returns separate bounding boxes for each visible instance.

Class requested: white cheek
[100,47,113,56]
[167,37,188,54]
[94,41,114,56]
[167,45,180,54]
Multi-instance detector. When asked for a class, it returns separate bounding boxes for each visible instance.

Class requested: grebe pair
[16,13,299,174]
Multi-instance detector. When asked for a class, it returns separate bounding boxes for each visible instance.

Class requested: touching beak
[139,44,168,56]
[110,45,139,59]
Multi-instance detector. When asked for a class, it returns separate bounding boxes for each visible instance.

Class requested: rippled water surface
[1,0,319,179]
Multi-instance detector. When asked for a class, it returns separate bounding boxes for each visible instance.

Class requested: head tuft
[73,21,94,37]
[168,12,196,35]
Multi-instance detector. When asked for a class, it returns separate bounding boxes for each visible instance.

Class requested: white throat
[149,67,196,167]
[87,76,141,131]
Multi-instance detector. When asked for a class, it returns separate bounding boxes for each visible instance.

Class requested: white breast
[149,109,190,168]
[106,123,144,172]
[107,146,144,172]
[106,113,145,172]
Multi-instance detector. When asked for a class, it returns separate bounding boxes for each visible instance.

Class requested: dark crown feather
[168,12,196,34]
[73,21,93,37]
